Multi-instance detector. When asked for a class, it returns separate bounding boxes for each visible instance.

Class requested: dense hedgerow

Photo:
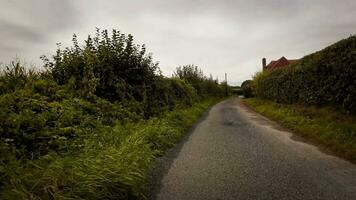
[0,29,226,199]
[1,99,217,199]
[41,29,224,117]
[174,65,226,97]
[0,61,140,158]
[0,29,224,159]
[253,35,356,114]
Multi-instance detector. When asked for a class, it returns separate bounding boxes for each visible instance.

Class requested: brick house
[262,57,299,71]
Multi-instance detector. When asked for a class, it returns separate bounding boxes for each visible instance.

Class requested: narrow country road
[149,98,356,200]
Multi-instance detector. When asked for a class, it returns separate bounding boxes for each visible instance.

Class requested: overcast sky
[1,0,356,85]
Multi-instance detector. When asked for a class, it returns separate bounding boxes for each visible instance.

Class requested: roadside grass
[1,99,220,200]
[243,98,356,162]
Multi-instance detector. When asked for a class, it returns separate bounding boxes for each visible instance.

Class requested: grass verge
[1,98,220,200]
[243,98,356,163]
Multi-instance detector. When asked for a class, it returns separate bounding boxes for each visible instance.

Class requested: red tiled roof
[265,57,298,71]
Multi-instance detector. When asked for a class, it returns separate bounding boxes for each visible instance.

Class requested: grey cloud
[1,0,356,85]
[0,0,79,63]
[0,19,43,43]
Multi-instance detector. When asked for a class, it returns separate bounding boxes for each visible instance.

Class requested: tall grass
[244,98,356,162]
[1,99,218,199]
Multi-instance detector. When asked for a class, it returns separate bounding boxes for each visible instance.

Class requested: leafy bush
[174,65,226,97]
[241,80,253,98]
[41,30,160,107]
[0,85,139,159]
[40,30,224,117]
[253,35,356,114]
[0,28,226,199]
[0,99,218,200]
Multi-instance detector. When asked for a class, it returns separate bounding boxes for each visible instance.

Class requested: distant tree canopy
[241,80,253,98]
[174,65,224,97]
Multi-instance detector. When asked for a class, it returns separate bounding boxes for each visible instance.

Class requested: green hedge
[40,29,225,117]
[1,99,218,199]
[0,29,226,199]
[254,35,356,114]
[0,29,225,160]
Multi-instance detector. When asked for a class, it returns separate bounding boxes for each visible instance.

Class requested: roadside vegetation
[252,35,356,114]
[240,80,253,98]
[0,29,227,199]
[244,35,356,162]
[244,98,356,162]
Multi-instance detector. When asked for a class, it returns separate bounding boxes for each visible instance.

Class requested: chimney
[262,58,266,71]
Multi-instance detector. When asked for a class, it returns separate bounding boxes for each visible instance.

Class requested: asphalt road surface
[149,98,356,200]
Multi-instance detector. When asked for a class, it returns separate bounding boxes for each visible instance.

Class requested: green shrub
[253,35,356,114]
[0,99,218,200]
[0,28,225,199]
[174,65,226,98]
[40,29,225,117]
[0,81,140,159]
[241,80,253,98]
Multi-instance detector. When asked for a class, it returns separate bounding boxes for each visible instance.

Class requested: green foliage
[241,80,253,98]
[253,35,356,114]
[0,99,218,200]
[40,29,224,117]
[174,65,226,97]
[42,30,159,103]
[0,60,42,94]
[244,98,356,162]
[0,28,225,199]
[0,84,139,158]
[230,86,242,96]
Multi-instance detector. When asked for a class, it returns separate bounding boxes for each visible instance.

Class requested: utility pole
[225,73,228,96]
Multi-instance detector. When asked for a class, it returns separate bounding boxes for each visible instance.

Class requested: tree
[241,80,253,98]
